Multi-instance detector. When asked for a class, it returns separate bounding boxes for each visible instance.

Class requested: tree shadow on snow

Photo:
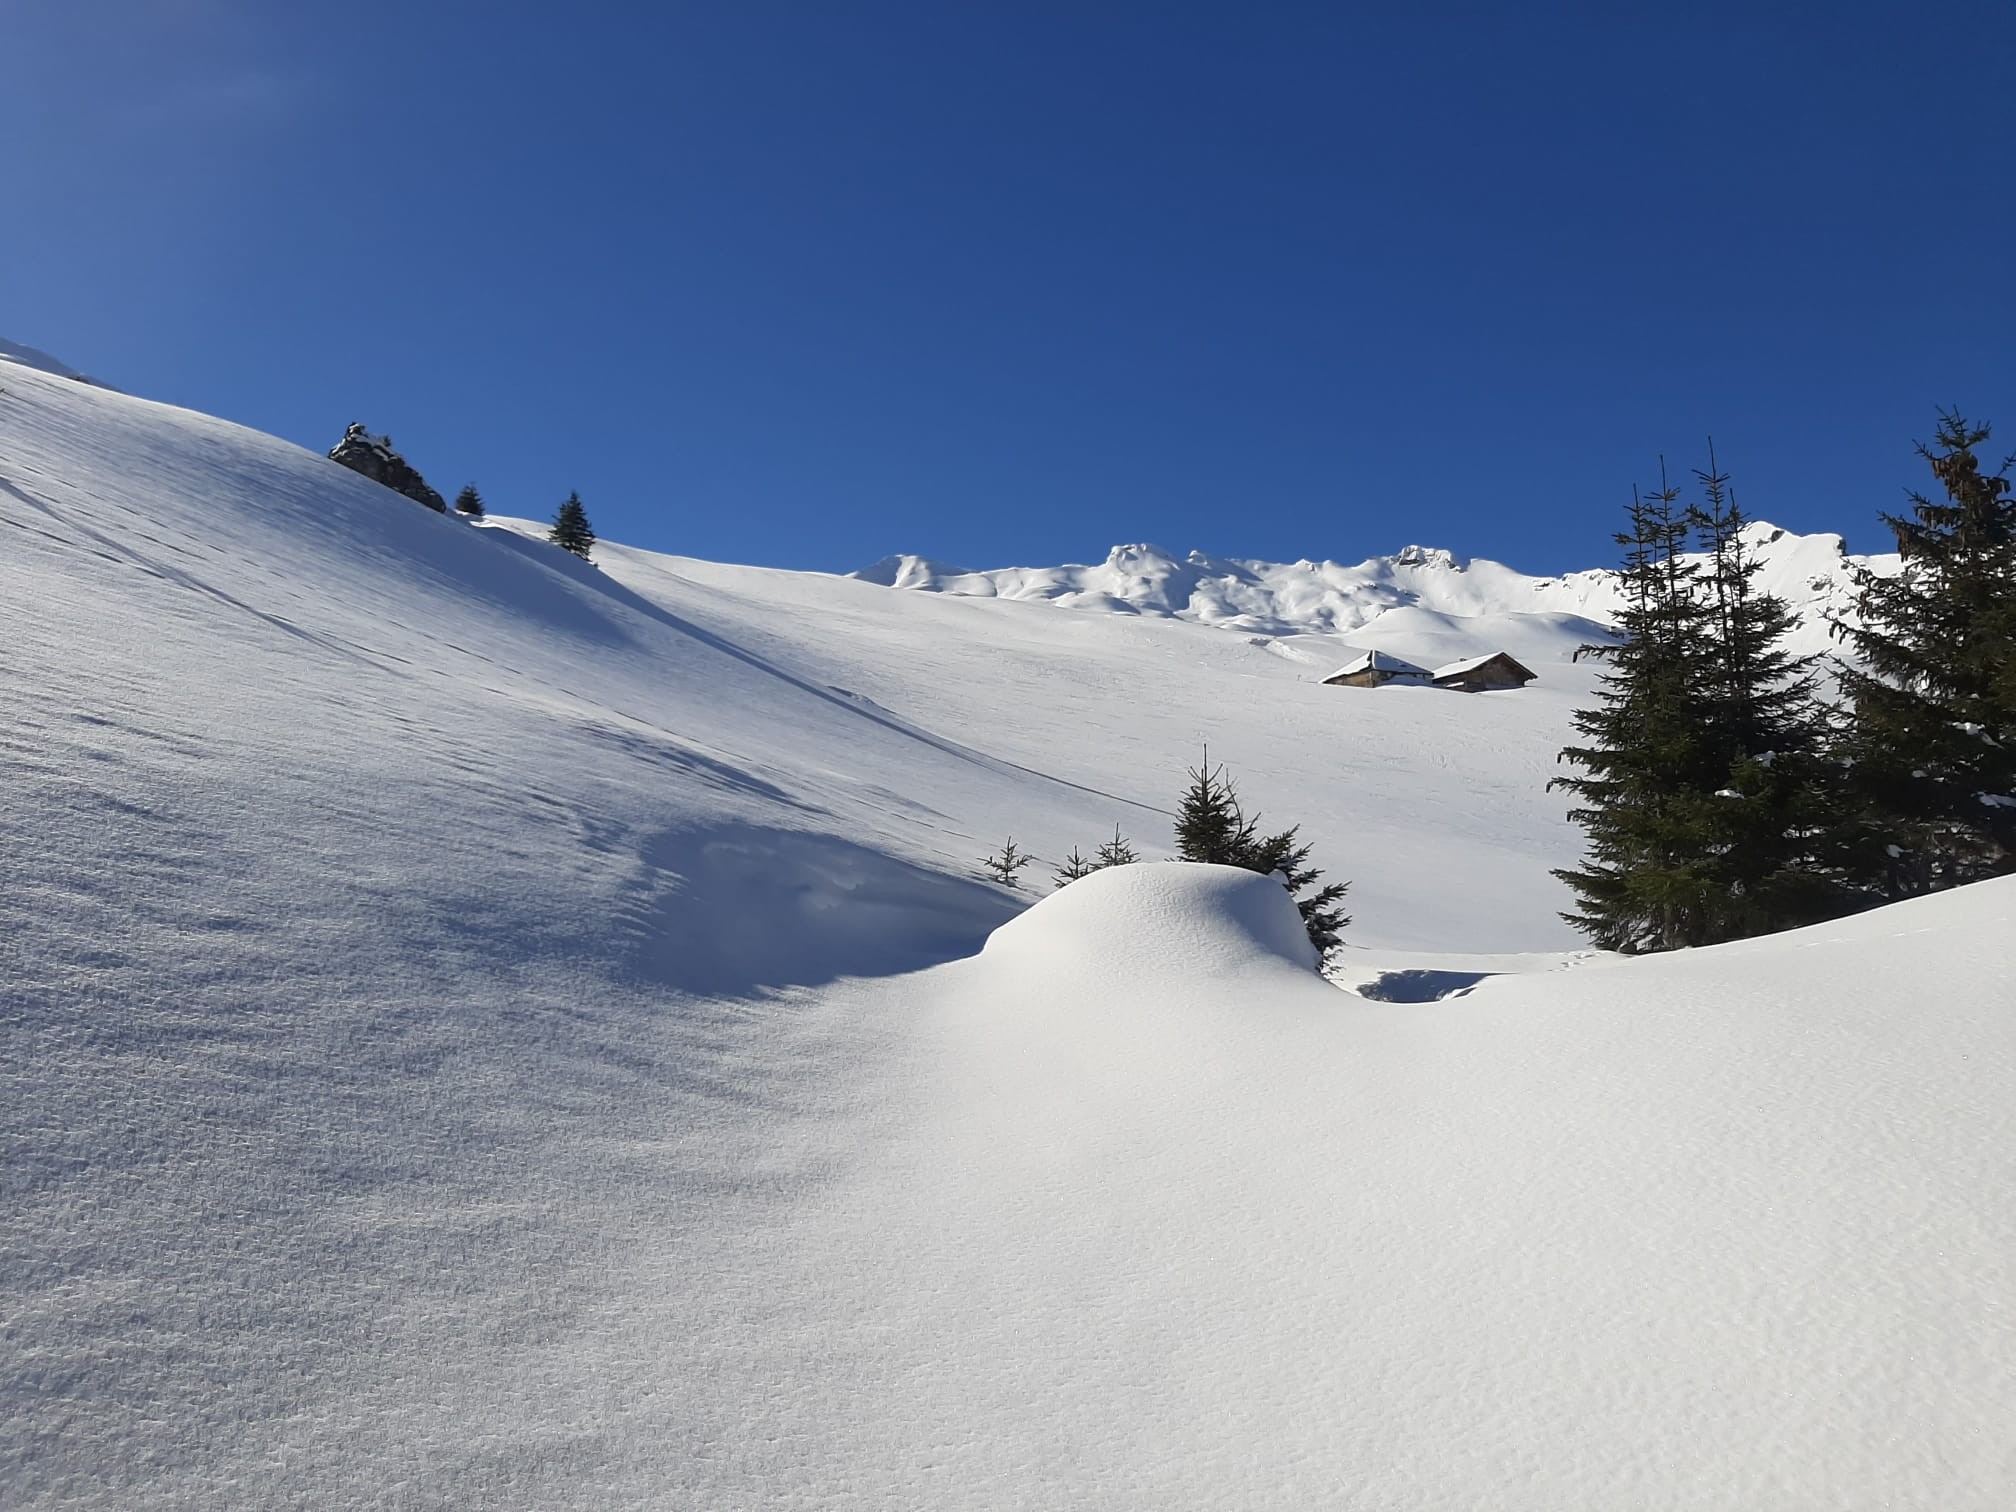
[619,824,1023,997]
[1350,968,1497,1003]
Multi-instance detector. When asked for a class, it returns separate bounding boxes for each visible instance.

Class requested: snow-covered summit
[854,522,1894,659]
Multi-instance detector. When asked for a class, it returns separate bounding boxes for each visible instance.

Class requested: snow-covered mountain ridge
[856,525,1893,657]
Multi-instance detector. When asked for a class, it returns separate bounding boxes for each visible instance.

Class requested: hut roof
[1429,651,1537,682]
[1326,649,1430,680]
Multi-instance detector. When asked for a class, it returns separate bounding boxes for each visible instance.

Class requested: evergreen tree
[1173,751,1257,865]
[1685,450,1854,936]
[1832,412,2016,896]
[454,483,485,518]
[982,837,1034,889]
[549,491,596,560]
[1172,752,1350,962]
[1093,825,1140,869]
[1246,825,1353,957]
[1552,472,1727,951]
[1053,847,1097,886]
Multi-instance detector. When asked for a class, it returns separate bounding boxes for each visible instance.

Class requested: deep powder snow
[2,346,2010,1509]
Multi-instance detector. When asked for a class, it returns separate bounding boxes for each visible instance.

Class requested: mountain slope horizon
[6,331,1889,651]
[6,333,2012,1510]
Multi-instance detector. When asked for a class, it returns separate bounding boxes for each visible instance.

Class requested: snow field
[645,865,2016,1508]
[2,345,2009,1508]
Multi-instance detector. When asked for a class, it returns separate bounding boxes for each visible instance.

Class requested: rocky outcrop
[327,423,446,512]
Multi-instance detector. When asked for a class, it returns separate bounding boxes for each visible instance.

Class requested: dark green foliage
[1172,753,1350,962]
[1685,452,1858,935]
[454,483,485,517]
[1555,452,1865,951]
[1552,474,1727,952]
[983,837,1034,889]
[1053,847,1097,886]
[1093,825,1140,869]
[1832,413,2016,895]
[1173,752,1258,866]
[549,491,596,559]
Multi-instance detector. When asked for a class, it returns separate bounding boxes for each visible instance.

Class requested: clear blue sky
[7,1,2011,573]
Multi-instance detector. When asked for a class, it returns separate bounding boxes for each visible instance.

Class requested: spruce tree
[454,483,485,518]
[1173,752,1257,865]
[550,491,596,560]
[1172,753,1350,961]
[1552,473,1726,951]
[1093,825,1140,869]
[1685,451,1853,936]
[1832,412,2016,895]
[982,837,1034,889]
[1053,847,1097,886]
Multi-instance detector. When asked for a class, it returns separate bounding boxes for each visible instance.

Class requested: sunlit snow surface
[2,350,2009,1508]
[854,522,1894,664]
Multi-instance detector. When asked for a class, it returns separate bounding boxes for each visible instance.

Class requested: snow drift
[981,859,1318,978]
[3,340,2010,1509]
[675,865,2016,1509]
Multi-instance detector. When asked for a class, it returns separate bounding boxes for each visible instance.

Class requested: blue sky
[6,1,2011,573]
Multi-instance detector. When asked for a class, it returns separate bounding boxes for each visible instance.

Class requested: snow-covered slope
[5,345,2009,1509]
[676,864,2014,1510]
[1,336,105,386]
[856,524,1892,662]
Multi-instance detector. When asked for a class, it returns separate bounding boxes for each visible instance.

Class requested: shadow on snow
[619,824,1023,997]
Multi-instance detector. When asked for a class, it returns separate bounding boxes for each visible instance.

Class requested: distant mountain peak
[1392,544,1464,570]
[850,526,1895,655]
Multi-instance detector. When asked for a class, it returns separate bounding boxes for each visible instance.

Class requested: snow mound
[702,875,2016,1509]
[982,861,1318,978]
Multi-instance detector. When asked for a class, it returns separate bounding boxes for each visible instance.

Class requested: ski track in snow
[2,348,2011,1509]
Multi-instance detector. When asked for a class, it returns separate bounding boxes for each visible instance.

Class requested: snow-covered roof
[1430,651,1535,681]
[1327,650,1430,679]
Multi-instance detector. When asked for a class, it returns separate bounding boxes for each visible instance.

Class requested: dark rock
[327,423,447,512]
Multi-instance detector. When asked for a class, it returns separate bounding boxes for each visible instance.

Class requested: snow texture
[3,343,2011,1509]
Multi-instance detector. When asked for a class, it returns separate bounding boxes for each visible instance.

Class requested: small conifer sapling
[1173,749,1257,866]
[982,837,1034,889]
[1053,847,1097,886]
[1093,825,1140,869]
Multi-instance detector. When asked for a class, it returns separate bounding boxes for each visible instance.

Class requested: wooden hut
[1428,652,1537,692]
[1321,650,1431,688]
